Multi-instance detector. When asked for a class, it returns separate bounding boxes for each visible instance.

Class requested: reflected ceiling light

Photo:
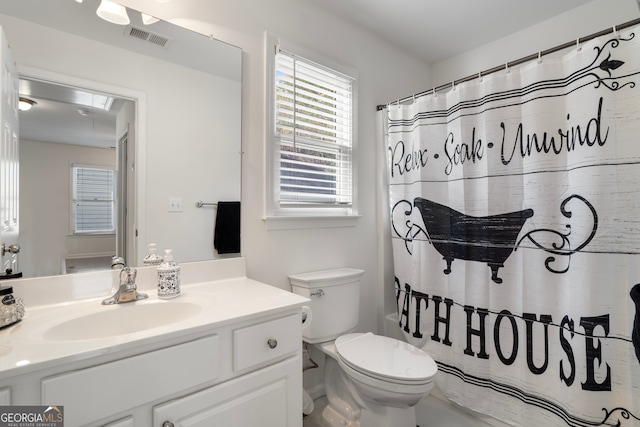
[75,0,83,3]
[96,0,130,25]
[141,13,160,25]
[18,97,37,111]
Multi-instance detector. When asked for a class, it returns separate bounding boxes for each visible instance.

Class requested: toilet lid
[335,333,437,383]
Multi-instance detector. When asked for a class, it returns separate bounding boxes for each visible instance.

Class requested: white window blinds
[274,49,354,208]
[72,166,115,233]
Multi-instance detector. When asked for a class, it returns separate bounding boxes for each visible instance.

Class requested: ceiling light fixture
[96,0,130,25]
[18,97,37,111]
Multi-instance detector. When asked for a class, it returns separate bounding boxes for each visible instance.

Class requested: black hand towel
[214,201,241,254]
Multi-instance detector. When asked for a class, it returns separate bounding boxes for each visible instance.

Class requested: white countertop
[0,258,308,380]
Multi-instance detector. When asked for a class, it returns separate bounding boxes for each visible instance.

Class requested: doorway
[17,71,139,277]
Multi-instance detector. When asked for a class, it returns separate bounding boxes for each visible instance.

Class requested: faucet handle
[120,266,137,287]
[111,256,126,270]
[102,266,147,305]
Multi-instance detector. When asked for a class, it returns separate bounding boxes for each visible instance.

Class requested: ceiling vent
[125,25,172,48]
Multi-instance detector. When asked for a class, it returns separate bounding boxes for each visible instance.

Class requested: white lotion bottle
[143,243,163,266]
[157,249,181,298]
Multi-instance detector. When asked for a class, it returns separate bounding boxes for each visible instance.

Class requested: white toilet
[289,268,437,427]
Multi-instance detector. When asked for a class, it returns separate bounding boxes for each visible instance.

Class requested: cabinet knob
[267,338,278,349]
[162,422,174,427]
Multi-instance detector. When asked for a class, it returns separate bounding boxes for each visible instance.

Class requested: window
[266,35,358,224]
[71,165,116,234]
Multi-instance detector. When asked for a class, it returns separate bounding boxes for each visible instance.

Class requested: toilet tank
[289,268,364,343]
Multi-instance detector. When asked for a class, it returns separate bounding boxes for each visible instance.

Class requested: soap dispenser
[157,249,181,299]
[143,243,163,266]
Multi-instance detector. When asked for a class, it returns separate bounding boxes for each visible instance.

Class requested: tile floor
[303,395,489,427]
[302,396,327,427]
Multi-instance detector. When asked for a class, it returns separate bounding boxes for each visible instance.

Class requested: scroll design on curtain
[387,34,635,134]
[386,26,640,427]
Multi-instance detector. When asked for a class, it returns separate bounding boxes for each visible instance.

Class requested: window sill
[263,215,361,230]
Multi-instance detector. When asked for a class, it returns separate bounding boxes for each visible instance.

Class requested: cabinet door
[154,354,301,427]
[42,335,219,426]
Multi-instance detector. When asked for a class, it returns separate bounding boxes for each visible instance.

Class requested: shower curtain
[385,26,640,427]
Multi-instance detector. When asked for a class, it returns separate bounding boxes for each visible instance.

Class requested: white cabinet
[0,311,303,427]
[42,336,220,426]
[152,313,302,427]
[234,314,300,371]
[154,355,300,427]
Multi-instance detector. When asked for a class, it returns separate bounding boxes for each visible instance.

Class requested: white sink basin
[43,301,202,341]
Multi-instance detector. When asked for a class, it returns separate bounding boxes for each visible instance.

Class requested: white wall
[20,140,116,277]
[117,0,433,340]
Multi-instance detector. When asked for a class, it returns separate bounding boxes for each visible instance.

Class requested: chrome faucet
[102,266,149,305]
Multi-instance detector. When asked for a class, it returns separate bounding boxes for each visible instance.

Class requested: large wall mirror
[0,0,242,278]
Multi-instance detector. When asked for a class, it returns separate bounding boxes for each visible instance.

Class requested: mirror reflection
[0,0,242,278]
[19,78,134,277]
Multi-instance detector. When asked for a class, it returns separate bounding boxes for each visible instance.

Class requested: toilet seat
[335,333,437,385]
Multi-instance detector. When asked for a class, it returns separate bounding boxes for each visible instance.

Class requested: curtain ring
[478,71,483,82]
[613,25,618,39]
[537,52,542,64]
[505,62,510,74]
[433,87,437,98]
[576,37,582,52]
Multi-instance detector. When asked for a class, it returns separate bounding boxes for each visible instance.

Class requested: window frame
[264,33,359,229]
[70,163,117,235]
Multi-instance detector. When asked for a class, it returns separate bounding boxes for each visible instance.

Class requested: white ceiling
[310,0,591,63]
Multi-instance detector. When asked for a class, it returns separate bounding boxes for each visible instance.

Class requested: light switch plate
[168,197,183,212]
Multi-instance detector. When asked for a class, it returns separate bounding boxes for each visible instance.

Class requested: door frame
[18,65,147,267]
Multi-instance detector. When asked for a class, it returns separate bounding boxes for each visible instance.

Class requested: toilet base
[319,354,422,427]
[358,401,417,427]
[322,404,359,427]
[321,394,418,427]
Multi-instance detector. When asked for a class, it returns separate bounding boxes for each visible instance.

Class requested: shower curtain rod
[376,17,640,111]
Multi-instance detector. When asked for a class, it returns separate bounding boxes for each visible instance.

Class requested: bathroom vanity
[0,258,308,426]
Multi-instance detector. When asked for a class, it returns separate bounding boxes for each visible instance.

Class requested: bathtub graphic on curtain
[412,197,534,284]
[403,194,598,284]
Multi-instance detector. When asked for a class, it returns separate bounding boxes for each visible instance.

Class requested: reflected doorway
[18,76,136,277]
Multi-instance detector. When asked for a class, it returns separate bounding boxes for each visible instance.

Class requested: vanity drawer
[234,314,299,371]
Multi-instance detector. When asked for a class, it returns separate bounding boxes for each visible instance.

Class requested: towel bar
[195,201,217,208]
